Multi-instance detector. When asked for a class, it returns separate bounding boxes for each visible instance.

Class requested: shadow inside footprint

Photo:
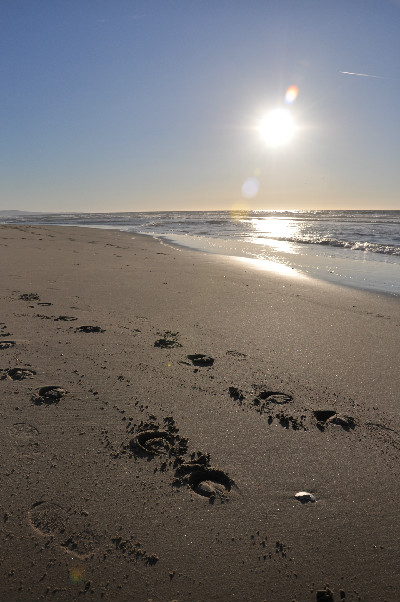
[314,410,355,431]
[75,325,105,333]
[229,386,244,401]
[188,468,233,502]
[154,338,182,348]
[55,315,78,322]
[0,341,15,350]
[187,354,214,367]
[154,330,182,348]
[174,456,234,503]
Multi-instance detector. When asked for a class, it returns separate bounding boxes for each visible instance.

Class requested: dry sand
[1,224,400,602]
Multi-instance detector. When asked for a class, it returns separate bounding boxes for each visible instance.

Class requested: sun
[258,108,296,147]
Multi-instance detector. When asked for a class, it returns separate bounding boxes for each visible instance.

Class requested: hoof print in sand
[9,422,40,455]
[127,417,188,463]
[154,331,182,348]
[19,293,40,301]
[4,367,36,380]
[130,431,176,456]
[0,340,16,350]
[33,386,67,405]
[75,325,105,333]
[187,354,214,367]
[174,454,234,503]
[229,386,293,417]
[55,315,77,322]
[188,468,233,502]
[314,410,355,431]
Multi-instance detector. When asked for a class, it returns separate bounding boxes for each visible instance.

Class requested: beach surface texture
[1,224,399,602]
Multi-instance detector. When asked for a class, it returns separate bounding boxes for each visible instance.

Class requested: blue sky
[1,0,399,212]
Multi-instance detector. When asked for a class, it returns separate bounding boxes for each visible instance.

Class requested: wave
[257,235,400,256]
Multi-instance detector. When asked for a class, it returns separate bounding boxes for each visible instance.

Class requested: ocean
[1,209,399,296]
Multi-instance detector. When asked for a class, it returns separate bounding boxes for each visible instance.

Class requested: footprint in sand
[173,452,235,503]
[60,528,99,559]
[313,410,356,431]
[0,323,11,337]
[128,419,188,461]
[29,501,68,536]
[54,315,77,321]
[126,416,234,502]
[28,501,98,559]
[19,293,40,301]
[32,386,67,405]
[187,468,233,501]
[75,325,105,333]
[4,367,36,380]
[130,430,176,456]
[154,331,182,348]
[228,387,356,433]
[255,390,293,405]
[111,536,159,565]
[0,340,16,350]
[229,387,301,429]
[226,350,247,359]
[9,423,40,456]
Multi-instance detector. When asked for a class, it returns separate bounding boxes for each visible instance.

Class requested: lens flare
[69,566,85,584]
[241,177,259,199]
[285,85,298,105]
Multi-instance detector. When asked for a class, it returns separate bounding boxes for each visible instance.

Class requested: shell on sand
[295,491,316,503]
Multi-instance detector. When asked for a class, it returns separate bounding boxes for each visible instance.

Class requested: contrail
[339,70,383,79]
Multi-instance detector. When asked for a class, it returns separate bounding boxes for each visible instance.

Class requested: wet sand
[1,224,400,602]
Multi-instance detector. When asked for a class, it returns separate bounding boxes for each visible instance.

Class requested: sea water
[1,210,399,296]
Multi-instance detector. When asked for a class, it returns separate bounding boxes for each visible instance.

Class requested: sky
[1,0,400,213]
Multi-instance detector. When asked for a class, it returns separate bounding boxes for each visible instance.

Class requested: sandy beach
[1,224,400,602]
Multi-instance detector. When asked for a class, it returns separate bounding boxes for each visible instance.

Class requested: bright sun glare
[258,108,296,147]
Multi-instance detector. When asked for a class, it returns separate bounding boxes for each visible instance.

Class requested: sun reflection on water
[248,217,301,254]
[235,255,305,279]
